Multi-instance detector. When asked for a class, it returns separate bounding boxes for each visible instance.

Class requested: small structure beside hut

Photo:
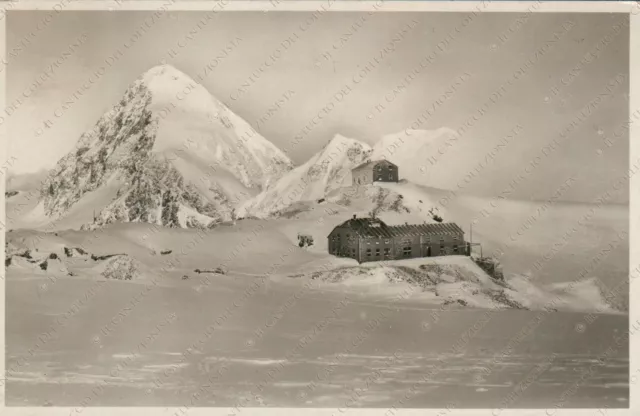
[352,160,399,186]
[328,215,470,263]
[298,233,314,248]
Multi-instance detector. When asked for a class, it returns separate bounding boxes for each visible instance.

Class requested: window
[366,249,372,257]
[376,241,380,245]
[425,235,430,243]
[384,248,390,258]
[403,246,412,257]
[453,245,458,253]
[453,235,458,241]
[375,248,380,256]
[352,248,356,256]
[385,239,390,244]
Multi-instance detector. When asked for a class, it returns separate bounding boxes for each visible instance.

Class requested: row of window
[366,248,392,258]
[362,245,460,258]
[362,237,455,244]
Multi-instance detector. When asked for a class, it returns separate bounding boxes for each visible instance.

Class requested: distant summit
[237,134,372,218]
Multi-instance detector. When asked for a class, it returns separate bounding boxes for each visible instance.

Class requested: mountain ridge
[17,64,470,230]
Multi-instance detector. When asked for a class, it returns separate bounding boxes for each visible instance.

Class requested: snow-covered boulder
[95,255,143,281]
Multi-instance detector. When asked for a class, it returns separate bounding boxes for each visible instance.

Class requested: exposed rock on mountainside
[5,245,70,275]
[64,247,89,258]
[42,81,157,218]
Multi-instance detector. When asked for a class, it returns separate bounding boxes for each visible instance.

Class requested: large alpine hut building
[328,215,469,263]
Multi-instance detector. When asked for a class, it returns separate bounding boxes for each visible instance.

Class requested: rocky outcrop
[41,82,157,218]
[472,256,505,281]
[98,255,143,281]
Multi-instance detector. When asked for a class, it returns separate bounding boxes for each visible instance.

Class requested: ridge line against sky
[5,11,629,203]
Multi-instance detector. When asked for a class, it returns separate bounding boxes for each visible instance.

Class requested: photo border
[0,1,637,415]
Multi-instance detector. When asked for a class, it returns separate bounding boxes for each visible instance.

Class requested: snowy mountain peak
[141,64,189,83]
[238,134,372,218]
[137,64,227,118]
[317,134,373,166]
[38,65,293,229]
[325,133,365,148]
[135,64,294,189]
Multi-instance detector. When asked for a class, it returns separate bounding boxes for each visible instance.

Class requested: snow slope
[295,257,621,314]
[32,64,293,230]
[5,223,622,315]
[238,134,372,218]
[140,65,293,189]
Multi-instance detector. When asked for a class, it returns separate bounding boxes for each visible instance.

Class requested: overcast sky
[7,11,629,203]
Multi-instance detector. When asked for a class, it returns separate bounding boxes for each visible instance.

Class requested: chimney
[353,214,356,219]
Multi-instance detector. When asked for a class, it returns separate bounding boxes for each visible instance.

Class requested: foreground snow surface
[6,270,630,407]
[5,221,630,407]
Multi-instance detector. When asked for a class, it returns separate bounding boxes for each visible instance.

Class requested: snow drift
[298,257,621,314]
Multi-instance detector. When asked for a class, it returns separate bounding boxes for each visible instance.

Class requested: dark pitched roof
[386,223,465,238]
[352,159,397,171]
[330,217,464,238]
[330,217,388,235]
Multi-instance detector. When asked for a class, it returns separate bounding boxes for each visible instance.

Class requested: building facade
[352,160,399,186]
[328,216,468,263]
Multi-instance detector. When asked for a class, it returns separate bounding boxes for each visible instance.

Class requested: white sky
[6,11,630,203]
